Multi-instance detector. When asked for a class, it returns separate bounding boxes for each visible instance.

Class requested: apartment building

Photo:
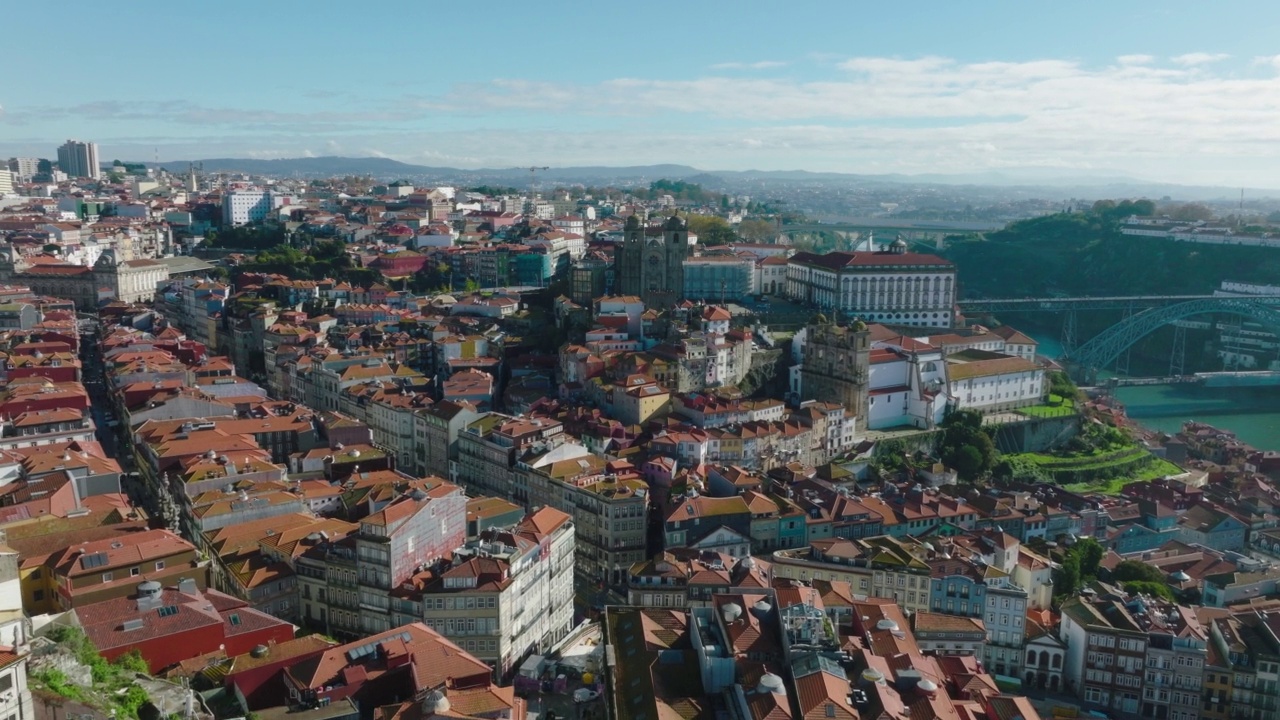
[520,453,648,589]
[353,479,468,630]
[390,508,575,677]
[414,399,482,479]
[1206,609,1280,720]
[770,536,933,615]
[926,532,1030,678]
[28,528,206,614]
[1061,595,1208,719]
[456,412,565,502]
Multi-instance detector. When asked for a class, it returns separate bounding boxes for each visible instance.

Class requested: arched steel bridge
[1059,298,1280,382]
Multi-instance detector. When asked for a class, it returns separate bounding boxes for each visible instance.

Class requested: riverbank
[1023,329,1280,453]
[1113,384,1280,452]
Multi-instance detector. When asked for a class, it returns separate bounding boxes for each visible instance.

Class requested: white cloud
[10,52,1280,185]
[710,60,786,70]
[1171,52,1229,66]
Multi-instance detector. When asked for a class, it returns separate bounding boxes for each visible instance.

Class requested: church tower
[615,214,689,309]
[800,317,871,419]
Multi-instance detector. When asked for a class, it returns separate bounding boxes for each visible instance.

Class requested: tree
[1075,538,1105,579]
[114,649,149,674]
[1053,553,1081,596]
[1048,370,1078,400]
[1166,202,1214,222]
[467,185,520,197]
[1112,559,1165,584]
[939,410,997,482]
[685,214,738,246]
[737,218,776,243]
[1123,581,1174,601]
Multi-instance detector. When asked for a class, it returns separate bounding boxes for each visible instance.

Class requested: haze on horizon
[3,0,1279,187]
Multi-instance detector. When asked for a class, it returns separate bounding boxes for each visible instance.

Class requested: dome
[875,618,899,632]
[861,668,886,684]
[917,679,938,694]
[757,673,785,695]
[422,690,450,714]
[664,214,686,231]
[721,602,743,622]
[891,238,908,248]
[752,599,773,615]
[1170,570,1191,582]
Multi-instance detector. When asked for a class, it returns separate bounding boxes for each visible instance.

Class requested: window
[102,572,113,582]
[155,561,165,571]
[130,567,140,577]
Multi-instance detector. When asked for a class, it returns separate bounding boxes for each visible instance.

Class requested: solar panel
[80,553,109,570]
[156,605,179,617]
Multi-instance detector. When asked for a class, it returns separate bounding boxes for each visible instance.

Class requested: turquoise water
[1022,330,1280,450]
[1024,326,1280,448]
[1113,384,1280,450]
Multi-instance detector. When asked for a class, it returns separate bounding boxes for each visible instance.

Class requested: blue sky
[3,1,1280,185]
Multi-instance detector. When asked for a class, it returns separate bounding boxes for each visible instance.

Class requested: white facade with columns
[786,244,956,328]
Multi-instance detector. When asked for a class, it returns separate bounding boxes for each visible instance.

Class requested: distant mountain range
[146,155,1279,199]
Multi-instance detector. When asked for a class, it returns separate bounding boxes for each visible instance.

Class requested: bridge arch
[1064,298,1280,379]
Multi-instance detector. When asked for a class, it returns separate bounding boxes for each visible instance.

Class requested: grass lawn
[1060,458,1184,495]
[1018,393,1078,418]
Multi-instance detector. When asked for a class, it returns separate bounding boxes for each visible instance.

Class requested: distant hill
[144,155,1280,199]
[148,156,707,183]
[153,156,434,177]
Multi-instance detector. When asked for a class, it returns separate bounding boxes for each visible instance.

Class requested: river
[1024,331,1280,451]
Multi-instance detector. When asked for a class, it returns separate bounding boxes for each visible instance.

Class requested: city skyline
[3,1,1280,185]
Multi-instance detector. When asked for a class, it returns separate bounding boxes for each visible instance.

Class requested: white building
[786,241,956,328]
[756,255,789,296]
[924,326,1038,363]
[56,139,100,179]
[866,333,949,430]
[551,215,585,236]
[7,158,39,180]
[0,171,13,197]
[222,189,278,226]
[415,507,576,677]
[946,350,1044,414]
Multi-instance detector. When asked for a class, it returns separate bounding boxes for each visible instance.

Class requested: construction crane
[514,166,550,215]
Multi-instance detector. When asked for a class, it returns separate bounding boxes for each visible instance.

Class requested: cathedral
[614,214,689,308]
